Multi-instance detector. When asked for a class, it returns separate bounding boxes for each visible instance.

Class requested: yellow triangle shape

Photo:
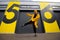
[40,2,49,10]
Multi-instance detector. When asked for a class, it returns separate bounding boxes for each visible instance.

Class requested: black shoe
[34,33,37,37]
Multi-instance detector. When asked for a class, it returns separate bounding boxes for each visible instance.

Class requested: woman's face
[34,10,38,14]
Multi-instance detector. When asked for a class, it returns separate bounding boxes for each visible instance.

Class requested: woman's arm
[26,13,32,16]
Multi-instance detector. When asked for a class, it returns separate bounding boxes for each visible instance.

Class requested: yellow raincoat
[26,13,40,28]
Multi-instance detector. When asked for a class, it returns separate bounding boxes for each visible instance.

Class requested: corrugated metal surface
[0,0,31,2]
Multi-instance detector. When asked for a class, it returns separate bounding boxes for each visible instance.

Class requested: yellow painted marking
[44,12,52,19]
[39,2,60,33]
[0,2,20,34]
[43,21,60,33]
[40,2,49,10]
